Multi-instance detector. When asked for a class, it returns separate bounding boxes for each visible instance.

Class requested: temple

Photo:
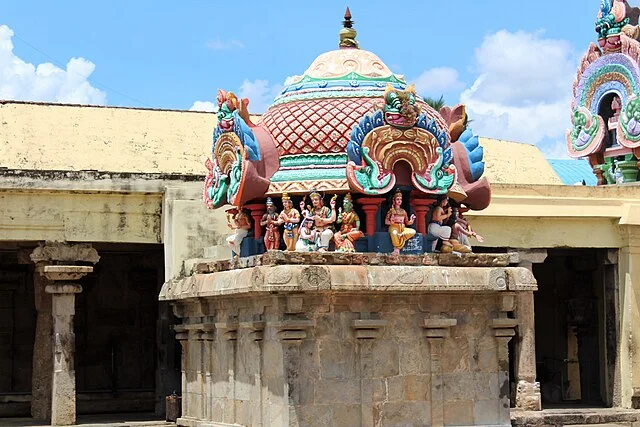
[3,3,640,427]
[163,9,532,427]
[203,9,490,258]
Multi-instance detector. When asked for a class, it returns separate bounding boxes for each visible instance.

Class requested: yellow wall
[0,190,162,243]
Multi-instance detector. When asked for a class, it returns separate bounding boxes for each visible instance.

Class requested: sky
[1,1,607,158]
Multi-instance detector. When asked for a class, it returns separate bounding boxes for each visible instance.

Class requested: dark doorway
[0,249,36,417]
[533,249,615,407]
[74,245,164,414]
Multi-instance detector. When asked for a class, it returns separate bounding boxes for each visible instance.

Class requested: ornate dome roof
[260,48,448,157]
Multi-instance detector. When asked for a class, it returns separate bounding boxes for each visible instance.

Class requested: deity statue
[450,208,483,252]
[295,213,316,252]
[384,190,416,255]
[334,193,364,252]
[226,207,251,260]
[278,193,300,251]
[428,196,454,253]
[307,190,337,251]
[260,197,281,251]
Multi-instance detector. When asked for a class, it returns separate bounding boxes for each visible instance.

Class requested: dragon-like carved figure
[596,0,640,51]
[566,106,606,156]
[346,85,456,196]
[382,83,421,129]
[204,89,270,208]
[619,95,640,147]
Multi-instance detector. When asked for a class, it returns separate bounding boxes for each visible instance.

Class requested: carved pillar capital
[351,319,388,340]
[274,319,314,343]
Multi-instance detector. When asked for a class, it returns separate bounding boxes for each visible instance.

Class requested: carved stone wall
[163,255,534,427]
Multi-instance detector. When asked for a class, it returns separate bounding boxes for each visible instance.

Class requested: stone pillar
[244,203,266,239]
[619,225,640,408]
[352,318,387,426]
[173,325,189,420]
[30,270,53,420]
[423,318,457,427]
[29,243,99,424]
[356,197,385,236]
[513,249,546,411]
[491,318,518,425]
[46,280,84,426]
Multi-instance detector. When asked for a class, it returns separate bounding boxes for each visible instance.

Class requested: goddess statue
[384,190,416,255]
[334,193,364,252]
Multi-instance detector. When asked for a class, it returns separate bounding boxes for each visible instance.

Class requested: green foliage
[423,95,445,111]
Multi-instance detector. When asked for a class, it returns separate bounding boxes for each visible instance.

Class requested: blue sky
[1,1,606,157]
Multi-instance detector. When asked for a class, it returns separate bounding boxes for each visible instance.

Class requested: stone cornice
[160,263,536,301]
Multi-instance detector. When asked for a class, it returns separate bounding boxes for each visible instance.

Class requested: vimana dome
[204,8,490,257]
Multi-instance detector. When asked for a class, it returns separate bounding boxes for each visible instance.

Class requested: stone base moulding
[161,254,536,427]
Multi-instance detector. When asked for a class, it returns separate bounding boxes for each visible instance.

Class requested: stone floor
[512,407,640,426]
[0,412,175,427]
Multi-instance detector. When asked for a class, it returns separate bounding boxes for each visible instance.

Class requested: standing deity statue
[308,190,337,251]
[428,196,454,253]
[385,190,416,255]
[334,193,364,252]
[278,193,300,251]
[226,207,252,260]
[260,197,281,251]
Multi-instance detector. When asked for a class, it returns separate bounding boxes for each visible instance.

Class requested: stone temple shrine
[160,9,538,426]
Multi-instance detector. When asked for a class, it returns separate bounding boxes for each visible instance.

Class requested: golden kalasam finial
[339,7,359,49]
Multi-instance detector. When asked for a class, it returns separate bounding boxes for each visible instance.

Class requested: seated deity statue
[385,189,416,256]
[334,193,364,252]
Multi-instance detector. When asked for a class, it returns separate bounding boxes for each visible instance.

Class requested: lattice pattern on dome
[261,98,378,156]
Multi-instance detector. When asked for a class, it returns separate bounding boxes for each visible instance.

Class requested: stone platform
[160,251,536,427]
[512,407,640,426]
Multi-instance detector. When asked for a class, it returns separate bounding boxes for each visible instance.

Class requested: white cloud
[0,24,106,105]
[238,79,283,113]
[413,67,464,96]
[190,79,283,114]
[206,38,244,51]
[189,100,217,112]
[460,30,576,157]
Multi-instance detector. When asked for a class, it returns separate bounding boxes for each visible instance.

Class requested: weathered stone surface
[191,251,520,274]
[166,262,533,426]
[160,264,536,300]
[30,242,100,264]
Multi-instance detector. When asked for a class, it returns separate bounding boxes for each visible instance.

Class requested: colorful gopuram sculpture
[260,197,281,251]
[204,9,491,257]
[225,207,251,259]
[278,193,300,251]
[334,193,364,252]
[385,190,417,255]
[568,0,640,183]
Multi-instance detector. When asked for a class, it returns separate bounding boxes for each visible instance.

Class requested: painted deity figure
[385,190,416,255]
[428,196,454,253]
[278,193,300,251]
[226,207,251,260]
[260,197,281,251]
[295,214,316,252]
[451,208,483,252]
[308,190,337,251]
[334,193,364,252]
